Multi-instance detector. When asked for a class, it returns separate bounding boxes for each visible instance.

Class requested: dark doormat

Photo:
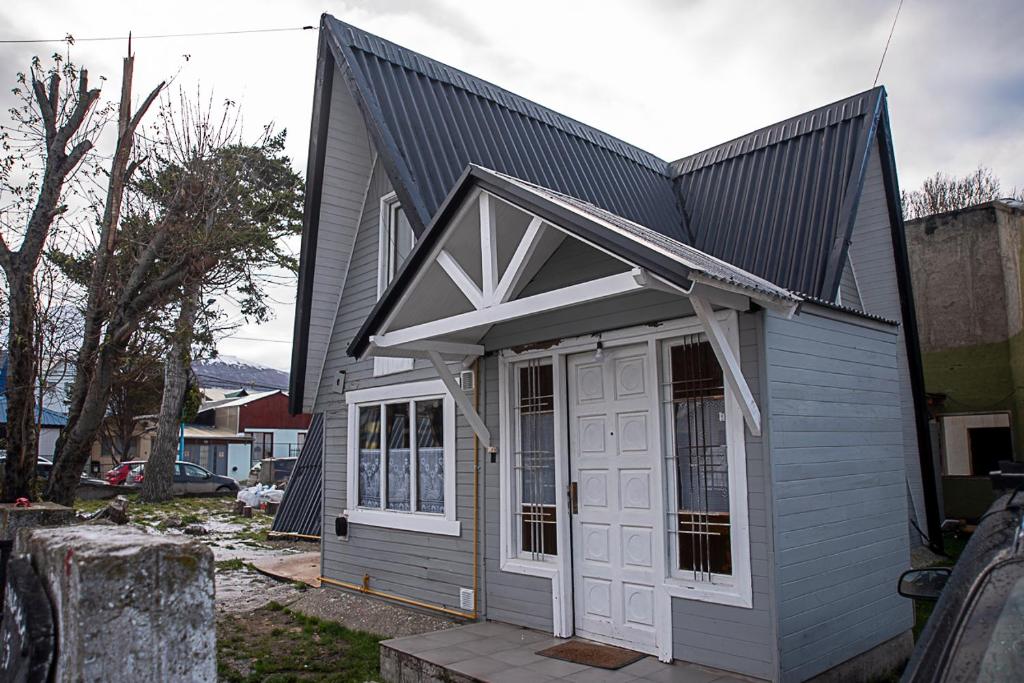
[536,639,646,670]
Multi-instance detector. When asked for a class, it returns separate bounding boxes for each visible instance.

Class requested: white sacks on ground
[236,484,283,509]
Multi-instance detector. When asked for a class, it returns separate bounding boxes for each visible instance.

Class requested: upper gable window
[378,192,415,296]
[375,193,416,376]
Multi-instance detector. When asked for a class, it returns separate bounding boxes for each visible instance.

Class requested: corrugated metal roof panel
[271,413,322,537]
[325,16,684,241]
[0,397,68,427]
[672,89,883,298]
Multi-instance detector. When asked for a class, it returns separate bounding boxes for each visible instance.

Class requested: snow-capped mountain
[193,355,289,391]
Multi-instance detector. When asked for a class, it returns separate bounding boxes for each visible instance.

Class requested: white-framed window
[512,359,558,560]
[660,326,751,607]
[375,192,416,376]
[345,380,459,536]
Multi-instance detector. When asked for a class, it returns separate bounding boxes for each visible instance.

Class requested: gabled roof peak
[324,15,669,175]
[671,87,884,176]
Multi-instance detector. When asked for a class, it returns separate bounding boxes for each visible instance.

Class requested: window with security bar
[667,336,732,578]
[515,361,557,558]
[356,397,446,515]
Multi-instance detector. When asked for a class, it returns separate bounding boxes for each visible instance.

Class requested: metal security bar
[662,334,732,582]
[514,359,557,560]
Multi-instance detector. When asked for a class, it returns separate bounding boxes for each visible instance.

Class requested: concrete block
[17,525,215,682]
[0,502,74,541]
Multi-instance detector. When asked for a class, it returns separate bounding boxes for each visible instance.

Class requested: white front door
[568,343,660,654]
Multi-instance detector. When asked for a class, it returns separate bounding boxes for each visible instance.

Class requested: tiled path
[381,621,759,683]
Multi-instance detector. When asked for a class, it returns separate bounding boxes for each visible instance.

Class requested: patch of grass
[217,604,382,682]
[215,559,254,572]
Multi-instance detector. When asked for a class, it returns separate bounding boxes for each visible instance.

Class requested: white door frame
[498,311,752,661]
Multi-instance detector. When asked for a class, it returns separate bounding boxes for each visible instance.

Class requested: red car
[105,460,147,486]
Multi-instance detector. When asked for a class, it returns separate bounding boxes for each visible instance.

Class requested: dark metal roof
[672,88,884,300]
[322,15,683,240]
[295,16,895,410]
[271,413,323,537]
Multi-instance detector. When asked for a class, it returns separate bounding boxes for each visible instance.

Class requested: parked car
[129,461,239,494]
[0,455,53,480]
[105,460,147,486]
[898,490,1024,681]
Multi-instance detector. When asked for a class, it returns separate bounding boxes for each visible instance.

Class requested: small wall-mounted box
[335,514,349,539]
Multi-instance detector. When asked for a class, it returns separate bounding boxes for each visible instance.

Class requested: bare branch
[31,73,57,144]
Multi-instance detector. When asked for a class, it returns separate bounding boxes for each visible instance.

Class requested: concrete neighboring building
[906,199,1024,477]
[905,199,1024,519]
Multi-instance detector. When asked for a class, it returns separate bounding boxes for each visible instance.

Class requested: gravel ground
[286,585,458,638]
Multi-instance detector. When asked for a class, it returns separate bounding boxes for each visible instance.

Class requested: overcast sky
[2,0,1021,371]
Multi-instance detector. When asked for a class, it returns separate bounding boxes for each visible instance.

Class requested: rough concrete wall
[906,203,1024,456]
[905,204,1017,352]
[17,525,215,682]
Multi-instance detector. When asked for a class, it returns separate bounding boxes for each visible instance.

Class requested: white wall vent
[459,587,474,611]
[457,370,475,392]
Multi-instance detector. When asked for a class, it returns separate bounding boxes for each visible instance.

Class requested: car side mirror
[898,567,951,601]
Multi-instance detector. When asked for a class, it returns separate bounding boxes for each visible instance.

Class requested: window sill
[664,578,752,609]
[501,556,560,579]
[345,508,461,537]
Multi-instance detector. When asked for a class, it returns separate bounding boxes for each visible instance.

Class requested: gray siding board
[670,312,776,681]
[846,144,926,532]
[318,155,483,615]
[766,309,912,682]
[838,256,863,311]
[482,354,556,632]
[303,70,375,412]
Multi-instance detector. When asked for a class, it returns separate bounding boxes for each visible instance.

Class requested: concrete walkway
[381,621,760,683]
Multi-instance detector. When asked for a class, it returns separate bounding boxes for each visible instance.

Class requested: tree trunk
[45,336,129,504]
[2,272,40,501]
[141,293,197,503]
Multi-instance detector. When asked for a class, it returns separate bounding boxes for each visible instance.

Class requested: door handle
[568,482,578,515]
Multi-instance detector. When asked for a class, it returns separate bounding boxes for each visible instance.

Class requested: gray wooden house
[289,15,942,682]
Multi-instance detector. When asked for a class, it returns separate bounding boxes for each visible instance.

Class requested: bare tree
[41,48,165,504]
[0,55,104,500]
[902,166,1023,220]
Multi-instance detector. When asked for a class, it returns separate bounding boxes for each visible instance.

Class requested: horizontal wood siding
[303,70,374,412]
[847,145,925,533]
[671,312,777,681]
[318,158,480,614]
[765,308,912,682]
[482,354,555,631]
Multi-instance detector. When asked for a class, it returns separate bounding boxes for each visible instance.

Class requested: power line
[0,25,315,45]
[873,0,906,88]
[222,336,292,344]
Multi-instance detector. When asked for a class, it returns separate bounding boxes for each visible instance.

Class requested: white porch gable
[355,169,802,442]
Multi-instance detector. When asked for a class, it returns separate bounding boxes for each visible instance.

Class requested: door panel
[569,343,660,653]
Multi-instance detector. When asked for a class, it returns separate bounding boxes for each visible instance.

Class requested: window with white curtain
[346,381,459,536]
[514,360,557,559]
